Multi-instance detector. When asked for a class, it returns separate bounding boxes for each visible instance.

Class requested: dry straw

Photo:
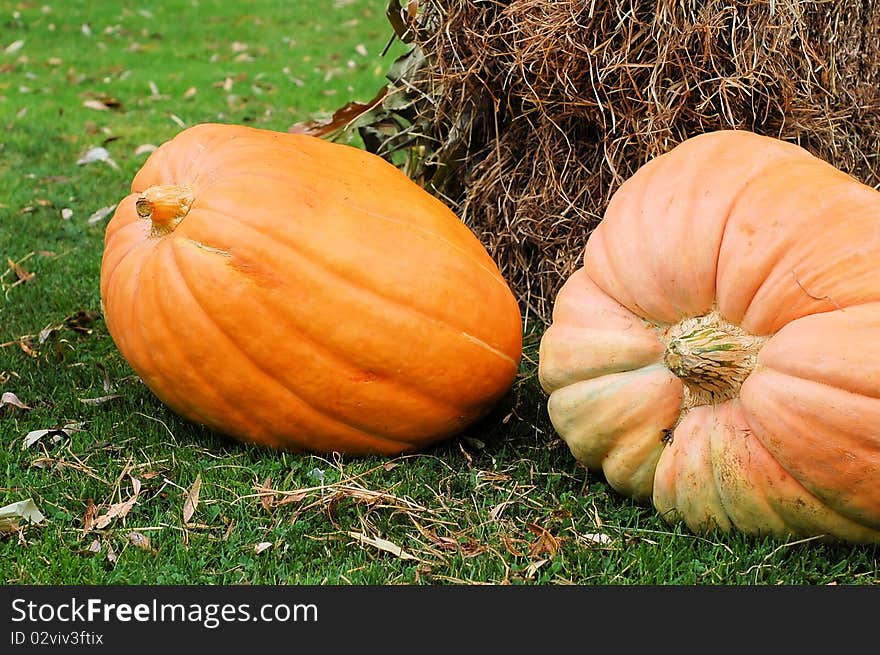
[313,1,880,325]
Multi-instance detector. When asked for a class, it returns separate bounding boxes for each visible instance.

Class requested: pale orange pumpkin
[539,129,880,542]
[100,123,522,455]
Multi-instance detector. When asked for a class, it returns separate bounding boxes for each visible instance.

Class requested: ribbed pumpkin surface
[100,123,522,454]
[539,130,880,543]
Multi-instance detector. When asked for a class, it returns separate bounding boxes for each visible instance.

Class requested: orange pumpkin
[539,129,880,542]
[100,123,522,455]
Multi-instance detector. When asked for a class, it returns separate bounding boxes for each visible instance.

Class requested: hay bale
[356,1,880,325]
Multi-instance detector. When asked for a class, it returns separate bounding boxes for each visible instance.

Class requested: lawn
[1,0,878,585]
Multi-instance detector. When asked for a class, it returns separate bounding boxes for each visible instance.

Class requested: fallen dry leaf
[253,542,272,554]
[258,477,274,512]
[582,533,613,546]
[82,498,97,532]
[87,204,117,225]
[182,473,201,523]
[500,533,526,558]
[524,558,549,579]
[127,531,154,552]
[527,522,560,558]
[5,39,24,55]
[18,341,37,358]
[65,310,100,334]
[22,422,84,449]
[289,87,387,138]
[82,99,110,111]
[0,498,45,535]
[347,531,419,561]
[76,146,118,169]
[92,476,141,530]
[0,391,30,411]
[7,258,35,283]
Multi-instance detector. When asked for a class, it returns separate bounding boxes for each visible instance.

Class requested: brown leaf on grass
[0,498,45,535]
[289,86,388,138]
[83,96,122,112]
[93,476,141,530]
[253,541,272,554]
[65,310,100,334]
[182,473,201,524]
[34,310,99,348]
[7,258,34,283]
[258,477,274,512]
[527,522,560,558]
[272,491,309,507]
[82,498,97,532]
[0,391,30,411]
[18,341,37,358]
[347,531,419,561]
[429,532,486,558]
[500,534,526,558]
[128,531,155,553]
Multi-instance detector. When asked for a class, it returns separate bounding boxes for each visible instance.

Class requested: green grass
[1,0,878,585]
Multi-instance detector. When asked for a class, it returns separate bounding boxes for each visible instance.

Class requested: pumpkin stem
[661,311,767,409]
[136,185,194,236]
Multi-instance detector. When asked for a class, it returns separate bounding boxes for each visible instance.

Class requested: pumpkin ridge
[740,368,880,530]
[754,357,880,402]
[202,168,507,286]
[187,206,519,364]
[134,240,247,431]
[167,241,421,450]
[169,235,477,419]
[104,194,140,240]
[715,158,875,330]
[713,401,880,539]
[705,402,761,534]
[707,157,798,321]
[101,221,154,304]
